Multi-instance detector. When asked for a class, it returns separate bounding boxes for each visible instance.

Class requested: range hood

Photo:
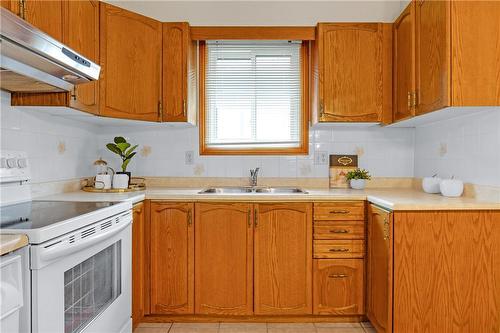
[0,8,100,93]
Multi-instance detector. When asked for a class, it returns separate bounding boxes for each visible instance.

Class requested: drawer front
[314,202,365,221]
[314,240,365,259]
[314,224,365,240]
[313,259,365,315]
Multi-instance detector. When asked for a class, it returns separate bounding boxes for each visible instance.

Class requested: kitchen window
[199,40,309,155]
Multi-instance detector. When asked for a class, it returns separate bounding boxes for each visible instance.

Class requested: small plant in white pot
[346,168,371,190]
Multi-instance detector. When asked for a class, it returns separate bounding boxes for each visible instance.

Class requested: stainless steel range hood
[0,8,100,93]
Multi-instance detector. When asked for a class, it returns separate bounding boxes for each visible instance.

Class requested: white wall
[106,1,404,25]
[414,110,500,187]
[97,125,415,178]
[0,92,99,183]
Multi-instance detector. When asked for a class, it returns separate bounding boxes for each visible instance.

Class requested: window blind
[205,40,302,150]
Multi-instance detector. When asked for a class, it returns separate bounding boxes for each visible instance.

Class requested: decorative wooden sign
[329,154,358,188]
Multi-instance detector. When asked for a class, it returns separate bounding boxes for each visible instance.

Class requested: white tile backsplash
[0,92,99,183]
[413,110,500,187]
[97,125,415,179]
[3,88,497,187]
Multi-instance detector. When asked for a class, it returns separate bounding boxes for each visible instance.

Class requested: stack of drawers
[312,201,366,315]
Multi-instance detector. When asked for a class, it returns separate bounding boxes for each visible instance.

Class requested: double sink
[199,186,308,194]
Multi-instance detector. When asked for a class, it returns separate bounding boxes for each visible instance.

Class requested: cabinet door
[162,23,197,123]
[393,2,416,122]
[451,1,500,106]
[99,3,162,121]
[132,202,145,329]
[150,202,194,314]
[415,0,450,115]
[254,203,313,315]
[315,23,391,123]
[24,0,63,41]
[367,204,392,333]
[313,259,364,315]
[195,203,253,315]
[63,0,99,114]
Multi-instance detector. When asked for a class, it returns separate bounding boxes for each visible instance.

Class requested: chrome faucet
[249,167,260,187]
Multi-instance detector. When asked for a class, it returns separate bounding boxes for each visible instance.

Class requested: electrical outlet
[185,151,194,165]
[314,151,328,165]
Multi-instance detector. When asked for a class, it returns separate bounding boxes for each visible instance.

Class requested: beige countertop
[37,187,500,211]
[0,234,28,256]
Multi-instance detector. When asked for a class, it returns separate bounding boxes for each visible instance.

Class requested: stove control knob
[6,158,17,168]
[0,158,7,168]
[17,158,28,168]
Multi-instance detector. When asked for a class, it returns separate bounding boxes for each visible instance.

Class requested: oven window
[64,241,122,333]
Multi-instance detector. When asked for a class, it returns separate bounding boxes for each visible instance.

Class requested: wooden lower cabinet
[393,211,500,332]
[254,203,313,315]
[132,202,145,329]
[195,203,254,315]
[313,259,364,315]
[150,202,194,314]
[366,204,392,333]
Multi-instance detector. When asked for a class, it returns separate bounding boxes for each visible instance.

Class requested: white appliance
[0,246,30,333]
[0,150,133,333]
[0,8,100,93]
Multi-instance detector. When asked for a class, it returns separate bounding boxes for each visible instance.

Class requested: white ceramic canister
[350,179,366,190]
[439,178,464,197]
[95,174,112,189]
[113,173,129,189]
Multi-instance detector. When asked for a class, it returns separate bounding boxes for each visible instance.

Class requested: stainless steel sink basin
[198,187,308,194]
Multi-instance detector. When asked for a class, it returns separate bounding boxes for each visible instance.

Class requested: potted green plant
[346,168,371,190]
[106,137,138,187]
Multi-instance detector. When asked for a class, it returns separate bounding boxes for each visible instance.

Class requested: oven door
[30,211,132,333]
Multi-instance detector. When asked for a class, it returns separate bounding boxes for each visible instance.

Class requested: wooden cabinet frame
[198,39,309,155]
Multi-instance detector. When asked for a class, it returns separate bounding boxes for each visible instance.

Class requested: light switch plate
[314,151,328,165]
[185,151,194,165]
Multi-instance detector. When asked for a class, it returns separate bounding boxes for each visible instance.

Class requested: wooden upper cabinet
[312,23,392,124]
[415,0,450,116]
[63,0,99,114]
[150,202,194,315]
[195,203,254,315]
[132,202,145,329]
[23,0,63,41]
[99,3,162,121]
[451,1,500,106]
[162,23,197,124]
[254,203,313,315]
[366,204,392,333]
[393,2,416,122]
[393,0,500,122]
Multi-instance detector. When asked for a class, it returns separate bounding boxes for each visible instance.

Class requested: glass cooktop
[0,201,117,230]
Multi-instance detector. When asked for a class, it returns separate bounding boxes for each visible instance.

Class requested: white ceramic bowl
[422,176,441,194]
[439,179,464,197]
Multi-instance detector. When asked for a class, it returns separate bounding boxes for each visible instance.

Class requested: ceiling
[104,1,407,25]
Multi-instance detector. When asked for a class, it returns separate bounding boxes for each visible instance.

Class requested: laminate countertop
[0,234,28,256]
[39,187,500,211]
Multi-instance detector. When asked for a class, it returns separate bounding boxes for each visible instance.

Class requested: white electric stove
[0,150,133,333]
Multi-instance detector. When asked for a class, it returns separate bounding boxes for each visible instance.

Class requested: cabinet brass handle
[330,229,349,234]
[71,86,77,101]
[254,208,258,227]
[328,274,348,278]
[187,209,192,226]
[247,209,251,227]
[329,210,349,214]
[329,248,350,252]
[183,99,187,116]
[407,91,412,109]
[383,217,390,240]
[319,100,325,119]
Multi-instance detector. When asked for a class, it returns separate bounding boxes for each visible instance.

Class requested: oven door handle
[37,220,131,264]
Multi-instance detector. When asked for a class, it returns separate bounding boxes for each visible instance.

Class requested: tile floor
[134,322,376,333]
